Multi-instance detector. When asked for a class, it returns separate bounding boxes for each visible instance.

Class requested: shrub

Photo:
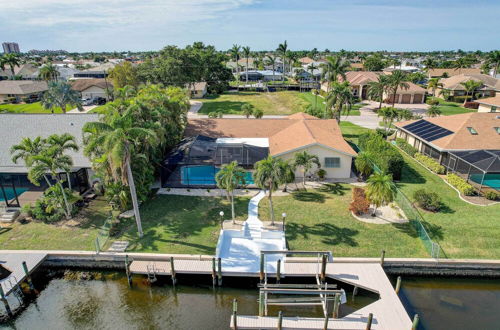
[358,132,404,180]
[395,138,418,157]
[413,189,442,212]
[451,95,471,103]
[414,153,445,174]
[349,187,370,216]
[427,99,440,106]
[446,173,475,196]
[316,168,326,179]
[253,108,264,119]
[484,191,499,201]
[208,112,218,118]
[463,101,479,109]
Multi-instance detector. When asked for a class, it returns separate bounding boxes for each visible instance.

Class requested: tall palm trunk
[392,87,397,107]
[246,58,249,84]
[57,181,72,219]
[231,190,235,223]
[126,157,143,237]
[66,172,72,191]
[268,183,275,225]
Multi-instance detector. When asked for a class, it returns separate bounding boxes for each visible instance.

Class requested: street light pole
[219,211,224,229]
[282,212,286,232]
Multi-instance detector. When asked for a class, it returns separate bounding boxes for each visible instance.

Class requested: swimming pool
[181,165,254,185]
[469,173,500,190]
[0,187,28,201]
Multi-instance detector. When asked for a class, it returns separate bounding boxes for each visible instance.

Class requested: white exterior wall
[81,86,109,100]
[275,144,353,179]
[478,104,497,113]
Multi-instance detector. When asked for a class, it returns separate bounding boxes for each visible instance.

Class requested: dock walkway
[0,252,47,296]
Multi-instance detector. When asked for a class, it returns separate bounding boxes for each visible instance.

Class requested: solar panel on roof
[403,119,453,142]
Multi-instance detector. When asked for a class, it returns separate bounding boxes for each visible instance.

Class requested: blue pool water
[181,165,254,185]
[0,187,28,201]
[469,173,500,190]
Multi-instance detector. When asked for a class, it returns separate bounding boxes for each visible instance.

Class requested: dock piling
[22,261,36,293]
[170,257,176,286]
[259,253,264,284]
[395,276,402,294]
[125,254,132,287]
[380,250,386,265]
[258,291,264,316]
[320,254,327,283]
[412,314,419,330]
[365,313,373,330]
[217,257,223,286]
[233,299,238,330]
[276,259,281,284]
[323,314,329,330]
[0,286,13,318]
[277,311,283,330]
[212,257,216,287]
[352,286,358,302]
[332,293,341,318]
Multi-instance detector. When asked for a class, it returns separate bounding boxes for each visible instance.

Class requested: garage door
[401,94,412,103]
[413,94,423,103]
[387,94,398,104]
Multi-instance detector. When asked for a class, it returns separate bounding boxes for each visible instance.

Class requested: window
[467,127,478,135]
[324,157,340,168]
[492,106,497,112]
[494,127,500,134]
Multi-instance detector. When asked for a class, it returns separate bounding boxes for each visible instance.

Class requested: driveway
[68,105,98,113]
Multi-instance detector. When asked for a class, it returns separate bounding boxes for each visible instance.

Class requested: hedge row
[414,153,445,174]
[446,173,475,196]
[358,132,404,180]
[395,138,418,157]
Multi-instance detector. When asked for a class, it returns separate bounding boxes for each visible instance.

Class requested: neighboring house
[33,66,80,81]
[185,82,207,98]
[0,80,48,103]
[0,114,98,205]
[434,74,500,99]
[477,95,500,113]
[383,82,426,104]
[227,58,256,73]
[320,71,381,100]
[394,113,500,193]
[427,68,481,78]
[0,63,39,80]
[240,70,283,81]
[383,65,420,73]
[70,78,113,100]
[349,63,364,71]
[163,112,357,187]
[298,57,315,65]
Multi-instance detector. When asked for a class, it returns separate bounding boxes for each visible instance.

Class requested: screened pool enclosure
[160,135,268,188]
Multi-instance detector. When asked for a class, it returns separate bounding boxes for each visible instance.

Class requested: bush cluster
[484,191,499,201]
[358,132,404,180]
[427,99,440,106]
[414,153,445,174]
[395,138,418,157]
[349,187,370,215]
[446,173,475,196]
[413,189,442,212]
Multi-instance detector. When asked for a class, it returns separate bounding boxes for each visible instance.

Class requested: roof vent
[467,127,478,135]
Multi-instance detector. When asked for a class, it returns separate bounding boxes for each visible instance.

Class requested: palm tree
[439,88,451,101]
[308,63,318,82]
[46,133,79,190]
[486,50,500,76]
[325,81,355,122]
[265,55,277,82]
[242,104,253,118]
[115,85,137,100]
[41,82,82,113]
[354,152,373,180]
[452,57,471,74]
[366,172,394,217]
[311,88,320,111]
[422,58,437,72]
[254,156,285,224]
[320,56,350,92]
[293,151,320,189]
[2,53,21,77]
[10,137,51,186]
[427,78,443,96]
[426,105,442,117]
[388,70,409,106]
[242,46,251,83]
[277,41,288,77]
[367,75,390,109]
[39,63,60,81]
[215,161,246,222]
[460,80,482,104]
[378,106,400,134]
[230,44,241,81]
[280,160,295,192]
[83,107,157,237]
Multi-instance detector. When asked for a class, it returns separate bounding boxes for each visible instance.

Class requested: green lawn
[0,197,110,250]
[109,195,250,254]
[259,184,427,257]
[427,97,475,116]
[0,102,77,114]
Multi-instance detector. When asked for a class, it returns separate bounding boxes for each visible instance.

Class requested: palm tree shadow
[318,183,348,196]
[292,191,326,203]
[286,222,359,247]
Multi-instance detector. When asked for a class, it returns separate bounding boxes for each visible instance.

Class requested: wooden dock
[0,252,47,296]
[129,259,213,275]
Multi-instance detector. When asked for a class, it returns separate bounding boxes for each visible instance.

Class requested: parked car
[94,97,107,105]
[81,98,93,106]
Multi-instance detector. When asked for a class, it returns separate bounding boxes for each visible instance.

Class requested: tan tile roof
[340,71,381,85]
[0,80,47,95]
[349,63,364,70]
[395,112,500,150]
[70,78,113,92]
[427,68,481,77]
[439,74,500,91]
[395,82,426,93]
[299,57,315,64]
[477,95,500,107]
[186,113,357,156]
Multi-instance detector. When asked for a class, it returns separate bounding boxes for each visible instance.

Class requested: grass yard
[0,197,110,250]
[259,184,427,258]
[0,101,78,114]
[110,194,250,254]
[339,121,371,144]
[427,97,475,116]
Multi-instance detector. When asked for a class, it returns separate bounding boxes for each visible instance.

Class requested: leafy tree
[293,151,320,189]
[388,70,409,106]
[426,105,442,117]
[39,63,60,81]
[486,50,500,76]
[427,78,443,96]
[325,81,354,122]
[1,53,21,76]
[355,152,373,179]
[215,161,246,221]
[41,82,82,113]
[452,57,472,73]
[241,104,253,118]
[366,172,395,216]
[407,72,426,84]
[367,75,390,109]
[254,156,286,224]
[280,160,295,192]
[460,80,482,103]
[363,54,386,71]
[253,108,264,118]
[320,56,349,92]
[378,106,400,134]
[109,61,139,88]
[439,88,451,101]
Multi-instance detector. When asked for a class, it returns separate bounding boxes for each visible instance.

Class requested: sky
[1,0,499,52]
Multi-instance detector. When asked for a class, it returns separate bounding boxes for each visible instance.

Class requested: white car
[81,98,93,106]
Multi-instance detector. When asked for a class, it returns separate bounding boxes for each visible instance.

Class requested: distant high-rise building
[2,42,20,54]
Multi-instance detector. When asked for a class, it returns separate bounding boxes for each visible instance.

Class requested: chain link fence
[94,216,113,252]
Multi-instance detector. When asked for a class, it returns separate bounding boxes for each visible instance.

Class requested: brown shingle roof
[70,78,113,92]
[427,68,481,77]
[477,95,500,107]
[186,113,357,156]
[439,74,500,91]
[0,80,47,95]
[395,112,500,150]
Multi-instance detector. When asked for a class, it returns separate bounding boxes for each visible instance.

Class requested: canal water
[1,271,499,329]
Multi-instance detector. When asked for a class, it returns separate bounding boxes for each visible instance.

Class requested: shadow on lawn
[286,222,359,247]
[398,163,426,185]
[391,219,444,241]
[318,183,348,196]
[292,191,326,203]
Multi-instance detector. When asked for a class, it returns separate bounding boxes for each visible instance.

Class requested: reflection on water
[397,276,500,330]
[0,272,375,330]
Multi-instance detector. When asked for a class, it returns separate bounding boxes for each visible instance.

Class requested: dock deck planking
[0,252,47,296]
